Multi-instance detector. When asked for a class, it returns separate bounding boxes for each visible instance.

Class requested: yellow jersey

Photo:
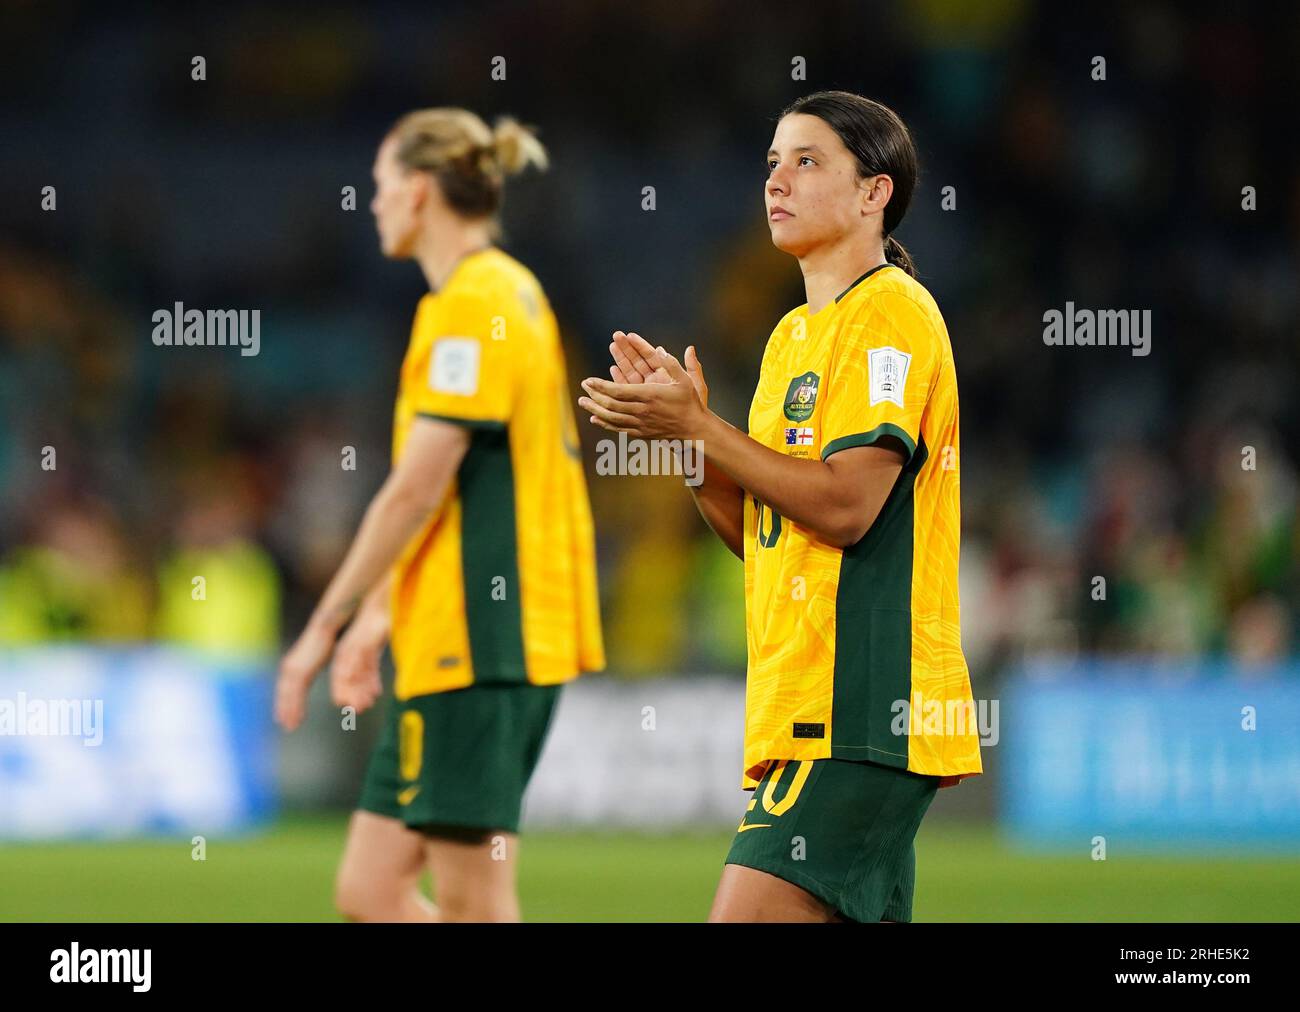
[389,247,605,699]
[742,262,982,789]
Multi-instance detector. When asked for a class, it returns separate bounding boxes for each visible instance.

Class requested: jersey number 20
[755,498,782,548]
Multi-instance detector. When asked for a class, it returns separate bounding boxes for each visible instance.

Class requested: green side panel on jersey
[830,435,929,768]
[457,426,527,685]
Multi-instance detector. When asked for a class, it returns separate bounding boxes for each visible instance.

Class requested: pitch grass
[2,814,1298,922]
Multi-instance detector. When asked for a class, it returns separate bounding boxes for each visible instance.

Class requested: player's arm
[689,452,745,560]
[329,570,392,714]
[607,332,744,559]
[586,335,902,549]
[310,417,467,633]
[688,416,902,548]
[354,568,393,623]
[275,418,469,730]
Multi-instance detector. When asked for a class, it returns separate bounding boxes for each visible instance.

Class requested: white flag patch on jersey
[867,346,911,408]
[429,337,480,396]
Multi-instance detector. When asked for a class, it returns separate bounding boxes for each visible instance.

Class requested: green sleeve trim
[416,412,507,431]
[821,422,916,464]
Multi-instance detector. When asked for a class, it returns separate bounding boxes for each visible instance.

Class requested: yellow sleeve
[405,291,514,428]
[819,292,938,465]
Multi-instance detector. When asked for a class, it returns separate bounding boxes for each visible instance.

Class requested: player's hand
[683,345,708,408]
[610,331,708,408]
[330,608,387,715]
[275,622,336,732]
[580,343,709,440]
[609,331,668,385]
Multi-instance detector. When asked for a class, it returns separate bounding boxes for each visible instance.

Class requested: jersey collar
[833,261,893,304]
[432,244,495,294]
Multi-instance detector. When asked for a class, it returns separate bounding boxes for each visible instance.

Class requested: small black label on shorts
[792,722,825,739]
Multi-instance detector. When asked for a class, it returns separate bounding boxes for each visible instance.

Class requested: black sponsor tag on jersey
[792,722,825,739]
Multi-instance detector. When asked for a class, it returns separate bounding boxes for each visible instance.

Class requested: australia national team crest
[783,371,820,422]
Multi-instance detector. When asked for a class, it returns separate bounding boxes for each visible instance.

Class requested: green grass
[1,814,1297,921]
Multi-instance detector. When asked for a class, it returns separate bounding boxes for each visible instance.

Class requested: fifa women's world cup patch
[867,346,911,407]
[429,337,481,395]
[783,371,820,421]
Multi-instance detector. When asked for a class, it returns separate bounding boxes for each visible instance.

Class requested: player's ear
[861,172,893,218]
[409,169,436,212]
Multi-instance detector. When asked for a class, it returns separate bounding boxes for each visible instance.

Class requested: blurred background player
[274,108,604,922]
[580,91,979,921]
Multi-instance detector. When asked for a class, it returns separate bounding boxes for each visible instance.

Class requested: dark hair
[780,91,919,278]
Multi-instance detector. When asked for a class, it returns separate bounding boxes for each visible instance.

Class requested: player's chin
[378,233,413,260]
[767,222,807,256]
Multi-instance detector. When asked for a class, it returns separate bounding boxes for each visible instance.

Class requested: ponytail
[883,235,917,278]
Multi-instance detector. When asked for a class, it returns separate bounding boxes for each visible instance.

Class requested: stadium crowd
[1,2,1295,685]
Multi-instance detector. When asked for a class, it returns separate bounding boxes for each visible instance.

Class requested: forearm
[309,482,433,637]
[689,454,745,559]
[357,571,393,630]
[697,411,872,547]
[579,348,893,549]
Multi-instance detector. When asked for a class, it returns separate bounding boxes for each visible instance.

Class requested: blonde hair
[387,108,548,224]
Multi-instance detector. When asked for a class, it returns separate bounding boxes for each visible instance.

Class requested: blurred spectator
[0,498,150,643]
[154,462,281,660]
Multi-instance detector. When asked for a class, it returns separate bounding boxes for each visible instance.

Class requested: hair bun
[492,117,549,175]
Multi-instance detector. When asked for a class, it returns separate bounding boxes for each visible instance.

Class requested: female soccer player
[275,108,604,922]
[579,91,982,922]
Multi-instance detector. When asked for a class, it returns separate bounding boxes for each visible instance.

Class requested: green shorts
[725,757,940,922]
[357,682,561,837]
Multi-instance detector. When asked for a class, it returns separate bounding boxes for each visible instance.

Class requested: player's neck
[416,223,495,293]
[798,238,885,315]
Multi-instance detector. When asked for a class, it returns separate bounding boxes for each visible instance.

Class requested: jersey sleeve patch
[867,346,911,407]
[429,337,481,396]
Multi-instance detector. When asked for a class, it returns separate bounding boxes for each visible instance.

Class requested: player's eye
[799,155,815,167]
[766,158,778,172]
